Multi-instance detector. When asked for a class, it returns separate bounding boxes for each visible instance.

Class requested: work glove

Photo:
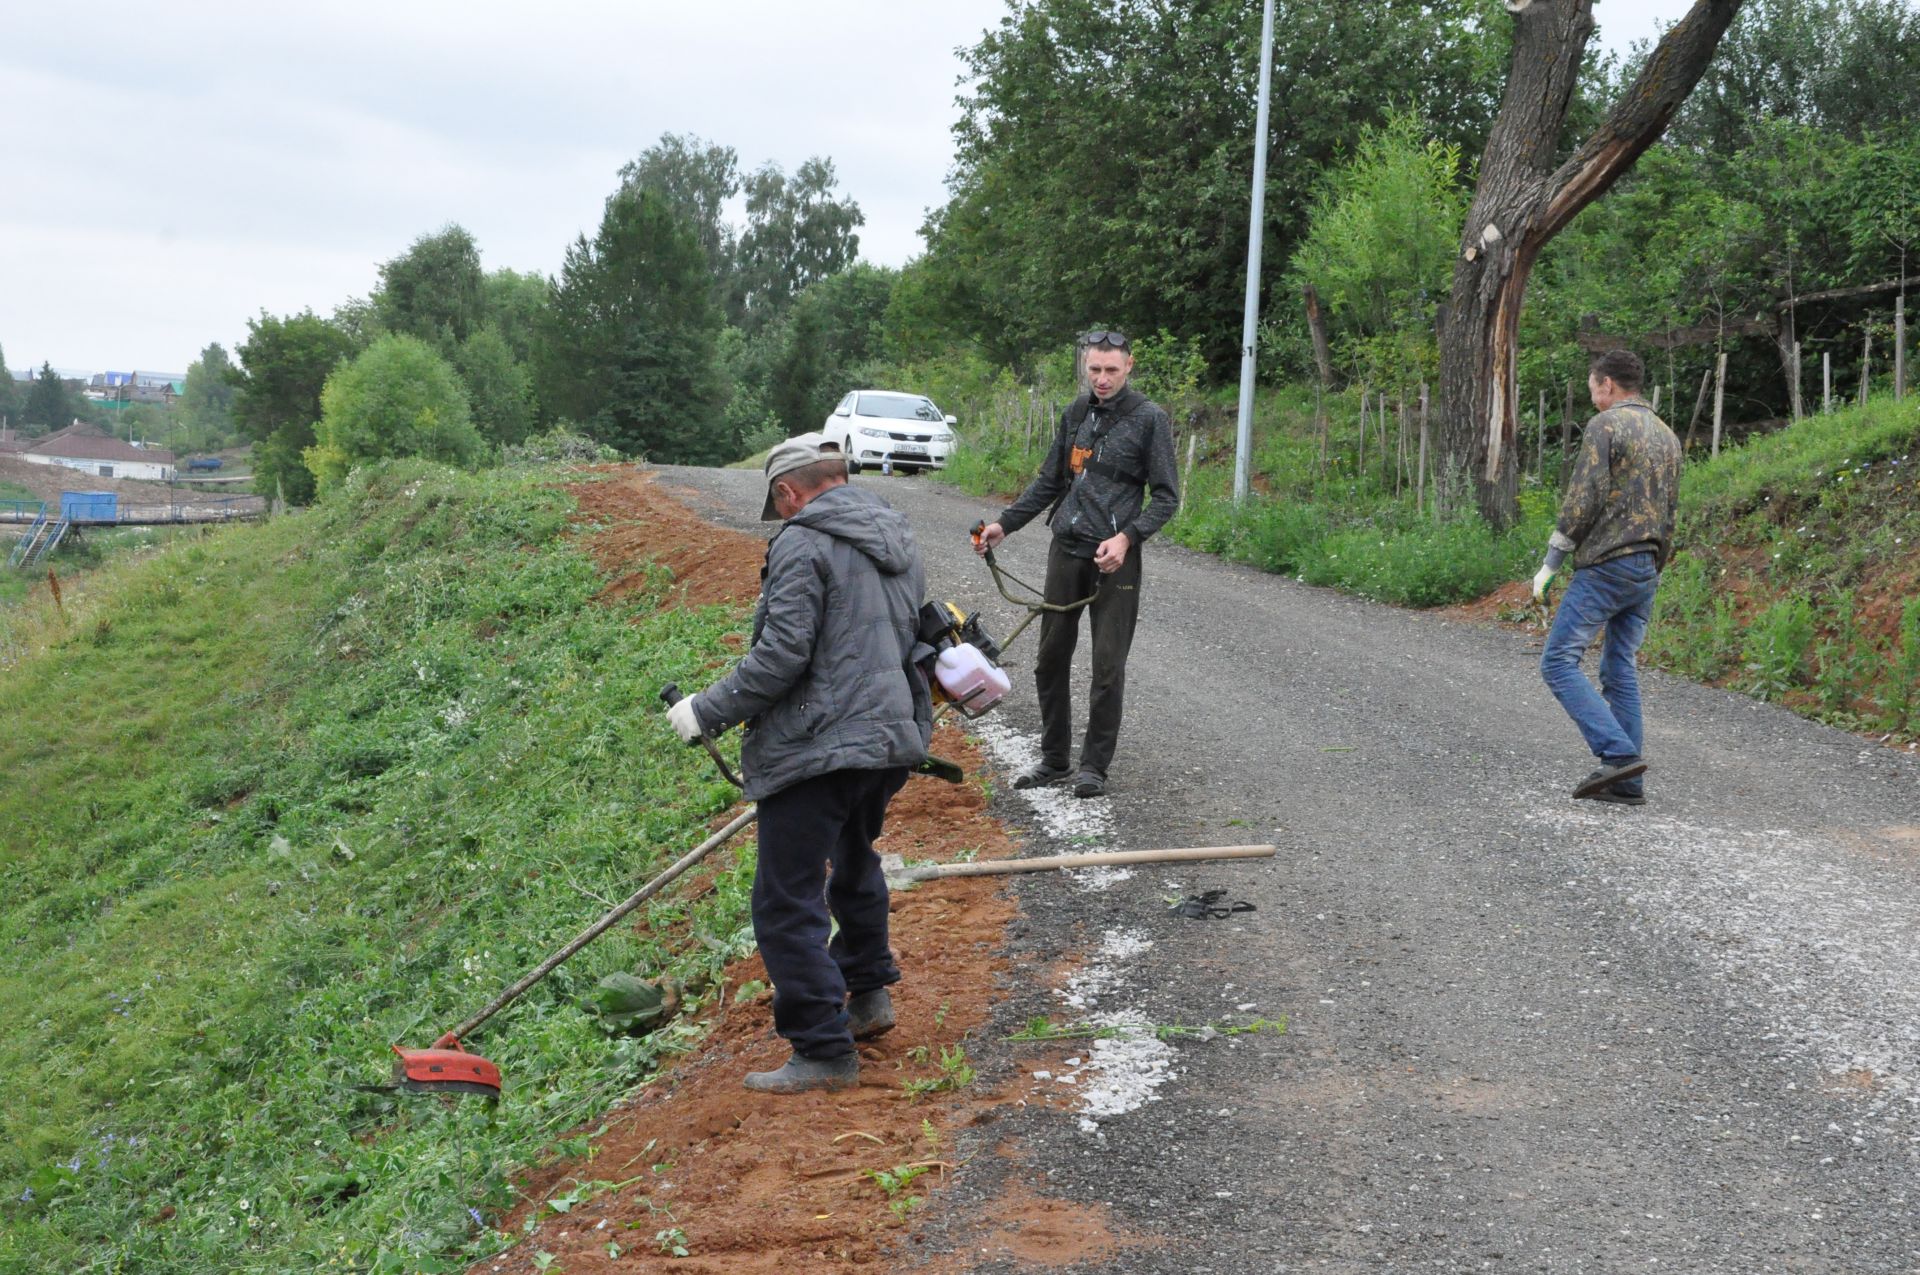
[666,695,703,744]
[1530,564,1556,603]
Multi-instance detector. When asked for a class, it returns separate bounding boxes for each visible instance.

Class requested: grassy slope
[936,384,1920,734]
[1644,392,1920,732]
[0,460,757,1272]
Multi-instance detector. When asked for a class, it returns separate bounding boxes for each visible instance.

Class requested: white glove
[1531,564,1555,602]
[667,696,703,744]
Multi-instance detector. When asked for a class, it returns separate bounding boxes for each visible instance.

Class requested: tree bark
[1437,0,1745,528]
[1302,283,1335,389]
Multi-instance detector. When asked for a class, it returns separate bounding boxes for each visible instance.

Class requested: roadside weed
[902,1045,976,1098]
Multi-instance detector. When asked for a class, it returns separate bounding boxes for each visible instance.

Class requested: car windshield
[857,394,942,422]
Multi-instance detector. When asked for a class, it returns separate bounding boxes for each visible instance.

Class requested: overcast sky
[2,0,1675,376]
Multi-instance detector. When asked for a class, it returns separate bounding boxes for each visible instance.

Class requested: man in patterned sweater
[1531,348,1682,806]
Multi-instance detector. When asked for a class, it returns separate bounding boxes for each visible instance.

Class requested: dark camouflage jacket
[1556,397,1682,570]
[997,387,1181,557]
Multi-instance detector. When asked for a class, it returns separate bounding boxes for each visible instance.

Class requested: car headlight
[858,426,891,439]
[934,431,954,442]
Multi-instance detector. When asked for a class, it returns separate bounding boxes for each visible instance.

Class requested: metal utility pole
[1232,0,1277,504]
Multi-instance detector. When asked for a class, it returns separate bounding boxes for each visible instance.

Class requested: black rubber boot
[743,1051,858,1094]
[847,988,896,1040]
[1071,772,1106,799]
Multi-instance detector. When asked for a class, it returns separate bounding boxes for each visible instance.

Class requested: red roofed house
[12,422,176,480]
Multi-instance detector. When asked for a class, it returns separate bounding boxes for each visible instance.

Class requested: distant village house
[0,421,176,480]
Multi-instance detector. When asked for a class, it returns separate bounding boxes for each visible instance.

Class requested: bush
[1741,593,1816,701]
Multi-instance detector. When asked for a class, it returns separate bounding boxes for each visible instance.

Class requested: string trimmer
[383,687,751,1097]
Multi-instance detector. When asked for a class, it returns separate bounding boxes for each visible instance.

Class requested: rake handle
[898,843,1275,883]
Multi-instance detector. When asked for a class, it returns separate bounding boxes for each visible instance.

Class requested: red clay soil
[464,468,1137,1274]
[569,465,764,609]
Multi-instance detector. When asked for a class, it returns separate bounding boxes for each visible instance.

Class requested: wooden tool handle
[900,843,1274,882]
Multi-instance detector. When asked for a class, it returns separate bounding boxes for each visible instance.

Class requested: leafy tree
[923,0,1511,369]
[306,334,482,492]
[618,133,741,274]
[731,158,864,330]
[760,264,898,432]
[537,188,729,462]
[179,343,239,449]
[455,324,535,446]
[1291,113,1467,385]
[372,225,486,355]
[482,268,550,366]
[230,310,357,504]
[1662,0,1920,152]
[23,363,77,432]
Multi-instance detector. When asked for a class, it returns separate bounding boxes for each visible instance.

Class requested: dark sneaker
[1013,763,1072,790]
[1070,772,1106,799]
[743,1051,858,1094]
[1574,758,1648,800]
[847,988,895,1041]
[1588,785,1647,806]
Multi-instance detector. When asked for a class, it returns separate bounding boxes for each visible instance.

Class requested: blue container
[61,491,118,522]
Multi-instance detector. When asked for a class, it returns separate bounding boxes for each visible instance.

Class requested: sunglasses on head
[1079,330,1130,350]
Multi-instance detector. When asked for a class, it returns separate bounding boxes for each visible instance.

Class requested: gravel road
[659,465,1920,1275]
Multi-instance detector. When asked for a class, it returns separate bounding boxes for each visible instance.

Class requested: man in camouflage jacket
[1531,348,1682,805]
[973,331,1181,798]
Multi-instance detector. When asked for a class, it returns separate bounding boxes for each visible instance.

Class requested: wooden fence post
[1860,329,1872,405]
[1651,384,1662,414]
[1685,366,1711,452]
[1712,350,1727,457]
[1395,393,1408,497]
[1790,340,1803,421]
[1559,380,1574,487]
[1314,383,1328,480]
[1824,351,1833,414]
[1358,389,1368,478]
[1897,294,1908,401]
[1417,384,1430,517]
[1535,388,1546,479]
[1185,432,1197,496]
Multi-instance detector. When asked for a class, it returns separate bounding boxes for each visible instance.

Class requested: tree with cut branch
[1437,0,1745,527]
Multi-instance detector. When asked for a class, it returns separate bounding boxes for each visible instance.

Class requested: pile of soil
[467,468,1141,1274]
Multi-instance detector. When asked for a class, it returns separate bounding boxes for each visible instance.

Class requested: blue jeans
[1540,552,1659,771]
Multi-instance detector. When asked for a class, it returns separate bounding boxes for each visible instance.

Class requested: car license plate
[894,444,928,456]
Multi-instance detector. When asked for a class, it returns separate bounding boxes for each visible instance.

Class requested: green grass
[0,459,759,1272]
[0,480,38,502]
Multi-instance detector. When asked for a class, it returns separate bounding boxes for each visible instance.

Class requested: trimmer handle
[969,519,996,564]
[660,682,685,709]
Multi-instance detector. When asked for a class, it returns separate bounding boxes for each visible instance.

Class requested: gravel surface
[658,465,1920,1275]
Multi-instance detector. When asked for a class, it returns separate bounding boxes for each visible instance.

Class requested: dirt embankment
[467,467,1142,1275]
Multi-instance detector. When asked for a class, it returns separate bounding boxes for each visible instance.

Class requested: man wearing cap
[665,435,932,1093]
[972,331,1181,798]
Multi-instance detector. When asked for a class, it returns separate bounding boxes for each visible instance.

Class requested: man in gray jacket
[973,331,1181,797]
[667,435,932,1092]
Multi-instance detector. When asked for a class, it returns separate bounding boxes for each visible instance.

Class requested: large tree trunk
[1437,0,1744,527]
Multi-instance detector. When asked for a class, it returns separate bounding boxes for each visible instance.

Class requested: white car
[822,390,958,474]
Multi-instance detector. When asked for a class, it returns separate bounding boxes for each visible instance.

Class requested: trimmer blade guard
[391,1039,502,1096]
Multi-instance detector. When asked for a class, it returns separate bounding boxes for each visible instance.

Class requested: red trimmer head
[390,1034,502,1096]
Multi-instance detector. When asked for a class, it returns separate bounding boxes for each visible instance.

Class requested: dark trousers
[751,766,909,1059]
[1034,537,1143,779]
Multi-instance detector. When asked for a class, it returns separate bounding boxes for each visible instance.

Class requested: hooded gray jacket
[693,483,932,800]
